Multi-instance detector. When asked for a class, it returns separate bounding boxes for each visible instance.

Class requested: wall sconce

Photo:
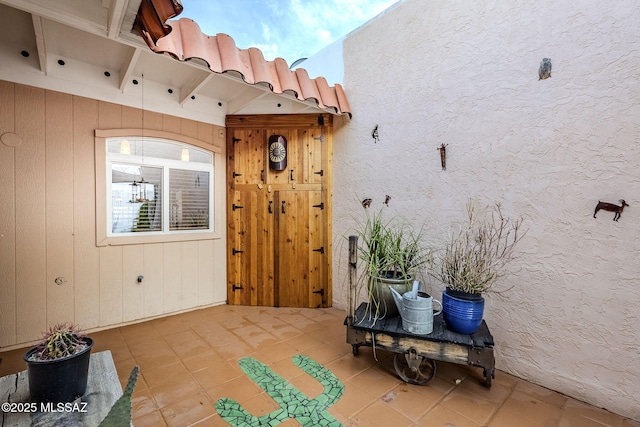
[181,148,190,162]
[120,139,131,155]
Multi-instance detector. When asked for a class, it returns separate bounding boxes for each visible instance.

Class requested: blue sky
[179,0,399,65]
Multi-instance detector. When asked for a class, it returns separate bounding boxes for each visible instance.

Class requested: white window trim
[95,129,223,246]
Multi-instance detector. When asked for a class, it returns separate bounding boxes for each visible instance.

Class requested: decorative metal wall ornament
[538,58,552,80]
[437,143,448,170]
[361,198,372,208]
[593,199,629,221]
[268,134,287,170]
[384,195,391,206]
[371,125,379,143]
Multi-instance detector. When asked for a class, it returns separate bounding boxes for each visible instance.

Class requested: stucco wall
[331,0,640,420]
[0,81,227,350]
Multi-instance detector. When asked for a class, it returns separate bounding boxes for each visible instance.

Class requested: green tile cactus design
[215,355,344,427]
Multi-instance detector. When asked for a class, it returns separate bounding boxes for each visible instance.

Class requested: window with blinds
[106,137,213,236]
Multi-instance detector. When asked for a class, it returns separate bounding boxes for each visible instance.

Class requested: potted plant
[355,205,429,320]
[24,323,94,403]
[429,202,525,334]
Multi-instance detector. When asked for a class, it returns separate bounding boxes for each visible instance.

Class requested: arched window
[95,130,220,246]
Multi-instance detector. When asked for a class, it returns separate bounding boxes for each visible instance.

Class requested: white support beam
[179,73,213,106]
[107,0,128,39]
[31,14,47,74]
[226,87,269,114]
[119,47,140,92]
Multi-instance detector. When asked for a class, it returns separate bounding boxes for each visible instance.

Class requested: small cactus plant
[27,323,89,361]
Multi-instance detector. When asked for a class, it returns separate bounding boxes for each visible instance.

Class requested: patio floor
[0,305,637,427]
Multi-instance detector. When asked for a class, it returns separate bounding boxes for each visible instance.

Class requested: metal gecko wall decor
[215,355,345,427]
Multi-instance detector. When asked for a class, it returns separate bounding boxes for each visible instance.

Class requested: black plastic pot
[23,337,94,403]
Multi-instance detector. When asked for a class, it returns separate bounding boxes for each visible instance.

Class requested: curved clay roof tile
[146,18,351,117]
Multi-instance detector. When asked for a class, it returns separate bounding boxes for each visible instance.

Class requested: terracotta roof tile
[144,18,351,117]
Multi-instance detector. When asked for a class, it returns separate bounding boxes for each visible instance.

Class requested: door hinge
[313,135,324,142]
[232,248,243,255]
[313,246,325,254]
[232,172,242,178]
[312,202,324,210]
[314,170,324,176]
[232,284,244,291]
[232,203,244,211]
[313,288,325,296]
[232,137,241,143]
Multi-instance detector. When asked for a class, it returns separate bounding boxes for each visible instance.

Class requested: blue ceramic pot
[442,289,484,334]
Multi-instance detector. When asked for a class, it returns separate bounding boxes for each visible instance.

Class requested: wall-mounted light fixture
[181,148,190,162]
[120,139,131,155]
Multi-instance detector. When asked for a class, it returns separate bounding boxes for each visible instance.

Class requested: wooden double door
[226,114,332,308]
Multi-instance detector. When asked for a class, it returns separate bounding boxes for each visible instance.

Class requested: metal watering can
[390,281,442,335]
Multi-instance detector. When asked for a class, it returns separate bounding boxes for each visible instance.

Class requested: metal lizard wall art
[215,355,345,427]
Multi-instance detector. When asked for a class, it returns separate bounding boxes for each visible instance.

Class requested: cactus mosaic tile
[215,355,344,427]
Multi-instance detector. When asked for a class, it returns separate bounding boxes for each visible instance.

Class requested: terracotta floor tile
[327,382,378,424]
[232,324,279,349]
[562,398,626,426]
[190,413,234,426]
[299,342,349,365]
[454,374,513,405]
[501,389,564,425]
[245,341,298,366]
[149,375,203,409]
[131,387,159,418]
[418,404,482,426]
[204,374,263,404]
[488,407,548,427]
[441,390,499,425]
[194,360,244,389]
[141,360,191,388]
[348,366,401,398]
[234,393,281,417]
[380,384,436,421]
[288,371,325,399]
[160,392,216,427]
[268,355,312,381]
[182,348,225,373]
[349,399,414,426]
[324,353,374,382]
[132,409,168,427]
[515,377,568,408]
[2,304,636,426]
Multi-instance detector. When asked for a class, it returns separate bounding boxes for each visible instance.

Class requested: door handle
[290,169,294,181]
[268,200,273,214]
[281,201,286,214]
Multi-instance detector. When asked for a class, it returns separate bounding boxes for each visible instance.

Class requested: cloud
[180,0,399,63]
[261,22,272,42]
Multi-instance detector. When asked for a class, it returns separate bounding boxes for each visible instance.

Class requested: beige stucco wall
[331,0,640,420]
[0,81,227,350]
